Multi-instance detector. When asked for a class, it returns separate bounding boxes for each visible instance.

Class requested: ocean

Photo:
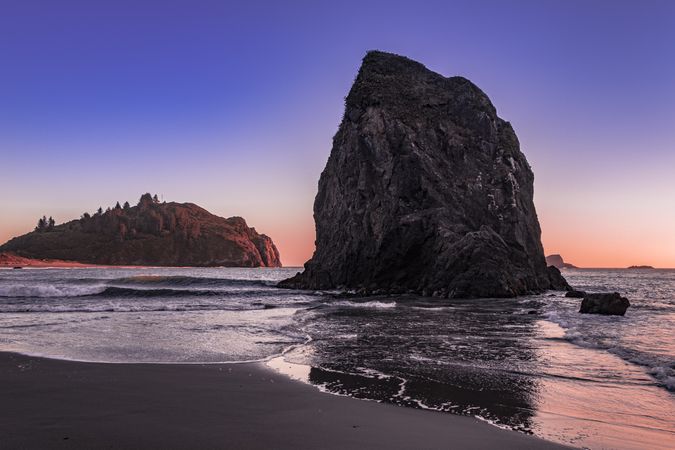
[1,267,673,449]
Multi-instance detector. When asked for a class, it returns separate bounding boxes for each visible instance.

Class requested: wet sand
[0,352,571,449]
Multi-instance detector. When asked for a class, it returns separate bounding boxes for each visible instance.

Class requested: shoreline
[0,252,303,269]
[1,251,671,271]
[0,253,153,269]
[0,351,572,449]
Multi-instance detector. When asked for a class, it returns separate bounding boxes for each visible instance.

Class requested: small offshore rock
[579,292,630,316]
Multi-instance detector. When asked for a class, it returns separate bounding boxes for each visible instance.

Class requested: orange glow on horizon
[540,214,675,269]
[269,220,315,268]
[2,210,673,269]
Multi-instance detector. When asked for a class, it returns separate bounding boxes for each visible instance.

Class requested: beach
[0,352,569,449]
[1,267,673,449]
[0,253,94,269]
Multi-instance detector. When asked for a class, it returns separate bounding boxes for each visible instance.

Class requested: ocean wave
[92,286,266,298]
[0,284,107,298]
[330,300,397,309]
[543,312,675,391]
[0,284,282,299]
[608,348,675,392]
[0,303,301,314]
[109,275,276,288]
[648,366,675,391]
[410,306,453,311]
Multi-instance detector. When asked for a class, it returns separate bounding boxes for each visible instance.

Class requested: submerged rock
[280,51,569,298]
[565,290,586,298]
[579,293,630,316]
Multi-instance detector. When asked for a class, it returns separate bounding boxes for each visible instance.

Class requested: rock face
[0,194,281,267]
[546,254,577,269]
[280,51,569,298]
[579,292,630,316]
[547,266,572,292]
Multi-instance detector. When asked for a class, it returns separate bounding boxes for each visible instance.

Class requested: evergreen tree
[115,201,121,209]
[138,193,153,206]
[153,194,159,203]
[97,207,103,216]
[81,212,91,220]
[35,217,46,232]
[47,216,55,230]
[123,201,130,210]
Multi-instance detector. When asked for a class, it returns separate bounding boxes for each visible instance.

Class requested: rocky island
[0,194,281,267]
[281,51,569,298]
[546,254,578,269]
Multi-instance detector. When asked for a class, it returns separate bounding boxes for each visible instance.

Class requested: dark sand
[0,352,571,449]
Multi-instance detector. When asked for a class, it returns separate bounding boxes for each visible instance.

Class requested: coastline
[0,352,571,449]
[0,252,134,269]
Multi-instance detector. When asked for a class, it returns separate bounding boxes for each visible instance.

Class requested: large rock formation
[281,51,568,298]
[0,194,281,267]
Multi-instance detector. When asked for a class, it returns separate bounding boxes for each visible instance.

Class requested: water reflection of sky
[273,295,675,449]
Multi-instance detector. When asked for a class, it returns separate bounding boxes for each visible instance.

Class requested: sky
[1,0,674,268]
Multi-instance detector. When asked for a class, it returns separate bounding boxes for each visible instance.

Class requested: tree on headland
[35,216,47,232]
[123,201,130,210]
[138,193,153,206]
[153,194,159,203]
[115,201,121,210]
[34,215,55,232]
[80,212,91,220]
[96,207,103,216]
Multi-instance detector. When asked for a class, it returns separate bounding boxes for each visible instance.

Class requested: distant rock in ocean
[545,254,578,269]
[627,265,654,269]
[0,193,281,267]
[281,51,569,298]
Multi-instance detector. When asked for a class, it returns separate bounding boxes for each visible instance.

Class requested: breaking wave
[0,276,277,299]
[330,300,397,309]
[544,305,675,391]
[0,284,107,298]
[110,275,277,288]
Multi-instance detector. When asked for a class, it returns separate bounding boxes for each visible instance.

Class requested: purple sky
[1,0,674,267]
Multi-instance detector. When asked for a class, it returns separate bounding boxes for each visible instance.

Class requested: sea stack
[281,51,568,297]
